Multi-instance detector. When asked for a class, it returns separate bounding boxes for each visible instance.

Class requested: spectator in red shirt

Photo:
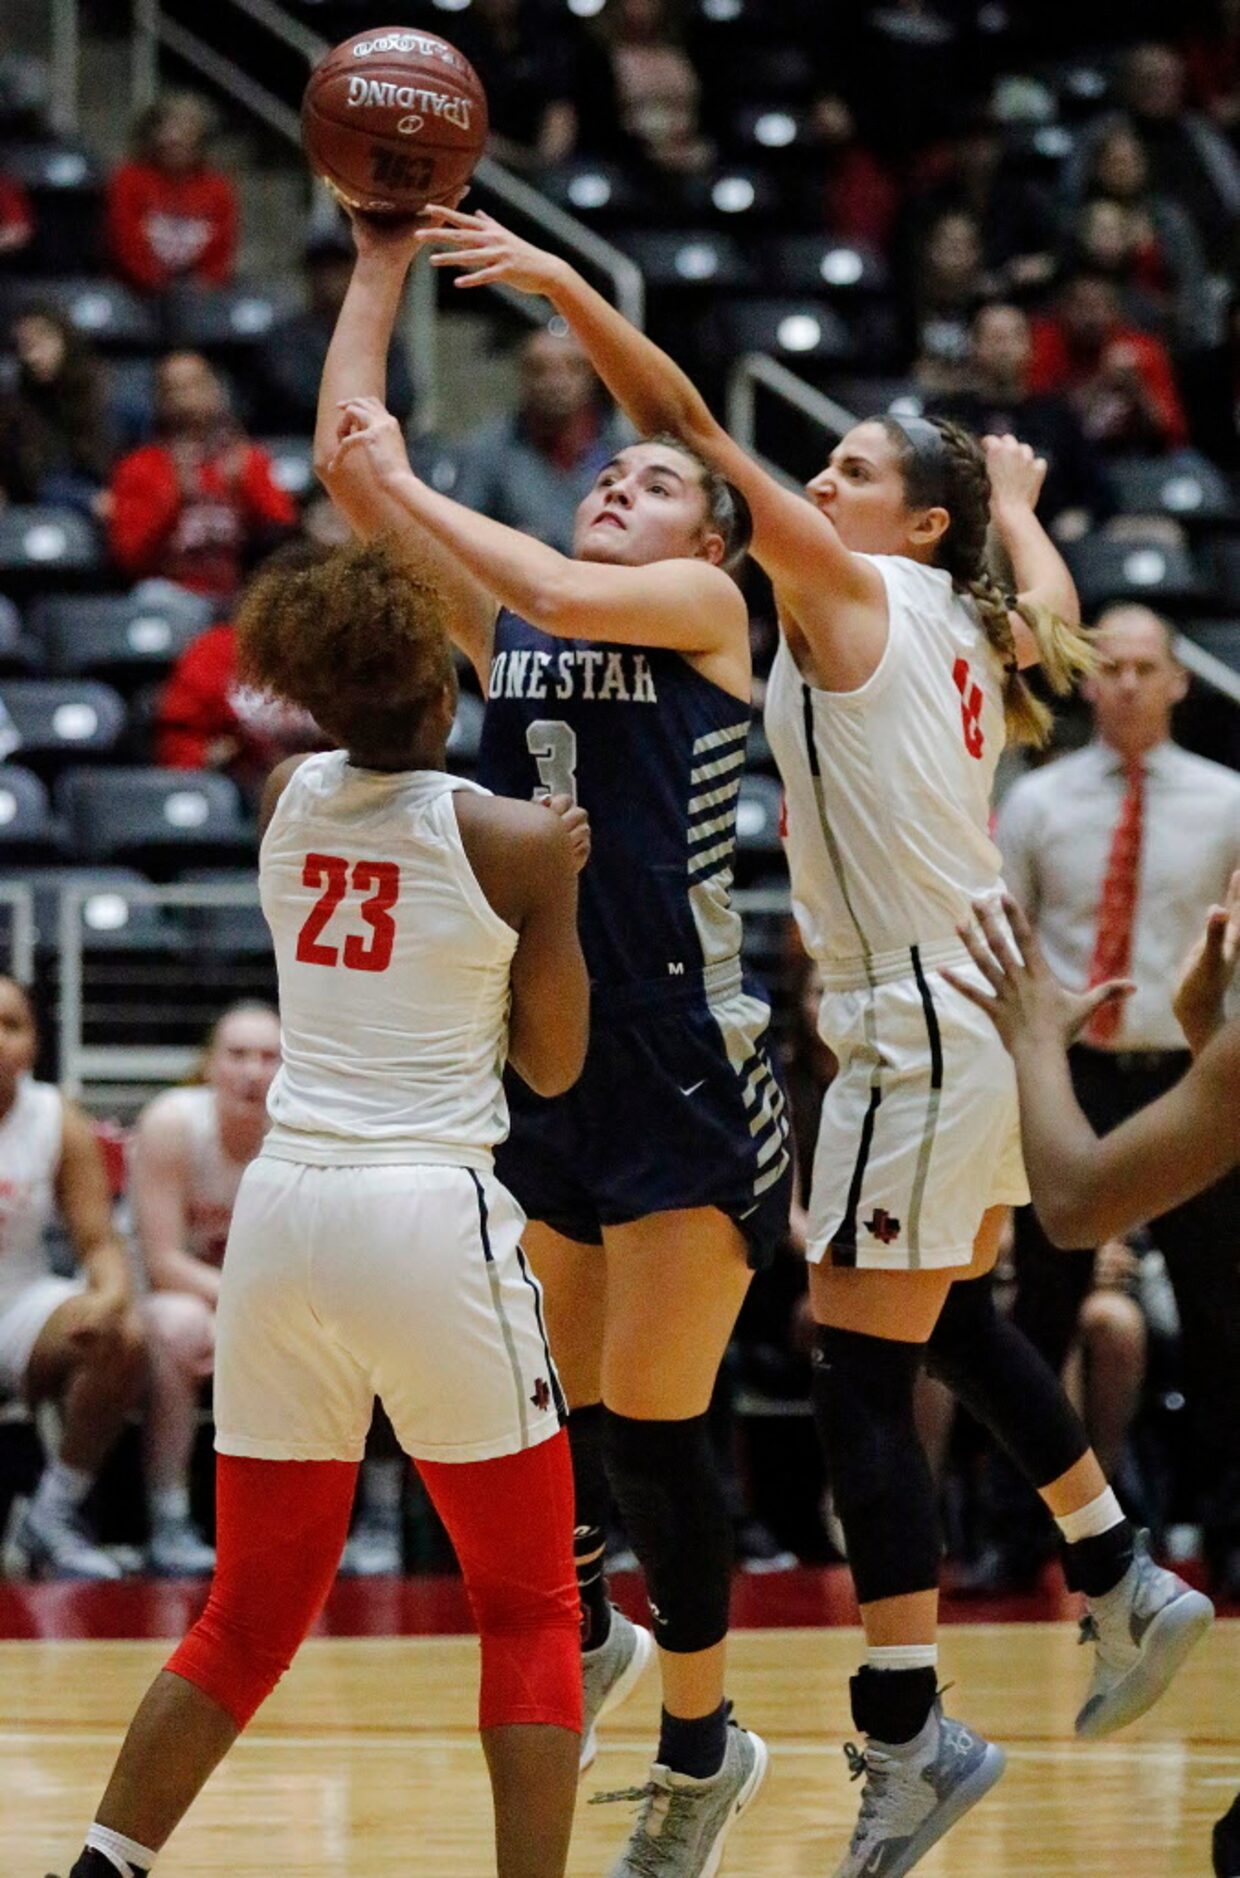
[1028,271,1189,453]
[0,171,32,262]
[155,514,340,800]
[108,351,296,602]
[106,93,237,296]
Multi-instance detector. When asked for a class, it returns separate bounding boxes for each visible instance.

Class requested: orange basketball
[301,27,488,216]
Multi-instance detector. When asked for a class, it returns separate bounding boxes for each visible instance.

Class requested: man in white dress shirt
[996,604,1240,1595]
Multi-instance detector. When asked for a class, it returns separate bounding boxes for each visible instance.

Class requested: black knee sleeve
[601,1409,732,1654]
[925,1274,1089,1490]
[811,1326,940,1605]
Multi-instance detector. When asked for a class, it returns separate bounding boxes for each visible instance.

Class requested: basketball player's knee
[812,1325,939,1602]
[146,1291,215,1372]
[1079,1288,1145,1358]
[601,1409,731,1652]
[466,1552,583,1734]
[166,1594,303,1729]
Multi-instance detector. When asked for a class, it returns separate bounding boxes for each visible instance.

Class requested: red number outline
[295,852,347,965]
[343,860,400,973]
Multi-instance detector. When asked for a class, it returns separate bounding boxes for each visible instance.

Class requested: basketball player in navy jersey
[318,214,788,1878]
[410,206,1213,1878]
[946,884,1240,1878]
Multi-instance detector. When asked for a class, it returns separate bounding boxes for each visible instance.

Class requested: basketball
[301,27,488,217]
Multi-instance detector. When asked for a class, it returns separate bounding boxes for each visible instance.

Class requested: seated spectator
[0,305,113,517]
[906,208,995,393]
[154,524,337,802]
[108,351,296,603]
[1184,0,1240,137]
[454,327,632,553]
[1029,270,1189,452]
[1067,43,1240,269]
[900,106,1058,294]
[931,303,1112,540]
[251,227,414,435]
[106,92,238,296]
[131,1002,281,1576]
[0,976,148,1581]
[0,167,32,263]
[437,0,580,173]
[1063,1237,1149,1484]
[1066,198,1171,337]
[808,94,900,255]
[1083,123,1214,349]
[597,0,713,176]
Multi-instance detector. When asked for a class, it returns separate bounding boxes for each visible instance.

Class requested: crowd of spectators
[0,3,1239,1583]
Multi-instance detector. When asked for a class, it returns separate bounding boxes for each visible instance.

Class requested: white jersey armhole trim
[443,785,520,948]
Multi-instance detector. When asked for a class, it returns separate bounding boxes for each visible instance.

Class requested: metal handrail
[57,881,268,1095]
[726,352,856,457]
[0,884,36,987]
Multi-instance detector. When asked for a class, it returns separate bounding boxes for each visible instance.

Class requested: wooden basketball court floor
[5,1609,1237,1876]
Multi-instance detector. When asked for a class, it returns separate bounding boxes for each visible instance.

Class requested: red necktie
[1085,760,1144,1045]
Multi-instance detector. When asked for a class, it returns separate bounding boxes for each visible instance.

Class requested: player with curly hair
[50,537,592,1878]
[414,207,1214,1878]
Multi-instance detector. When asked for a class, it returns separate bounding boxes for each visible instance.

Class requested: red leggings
[166,1431,581,1735]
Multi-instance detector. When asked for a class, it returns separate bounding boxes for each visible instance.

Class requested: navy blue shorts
[495,977,793,1271]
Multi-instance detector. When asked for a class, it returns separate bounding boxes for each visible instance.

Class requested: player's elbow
[1037,1187,1105,1250]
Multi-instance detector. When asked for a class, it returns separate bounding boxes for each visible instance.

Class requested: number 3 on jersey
[296,853,399,972]
[526,719,579,802]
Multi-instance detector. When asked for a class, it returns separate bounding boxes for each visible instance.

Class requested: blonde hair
[882,415,1093,746]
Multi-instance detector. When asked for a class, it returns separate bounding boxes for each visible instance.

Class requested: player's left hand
[1172,867,1240,1055]
[942,893,1133,1052]
[983,434,1047,514]
[543,793,591,871]
[329,395,412,485]
[412,207,566,297]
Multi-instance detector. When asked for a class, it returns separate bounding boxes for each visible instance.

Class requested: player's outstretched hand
[942,892,1132,1053]
[329,395,412,486]
[346,192,471,265]
[413,207,565,297]
[1172,867,1240,1056]
[542,793,591,871]
[983,433,1047,515]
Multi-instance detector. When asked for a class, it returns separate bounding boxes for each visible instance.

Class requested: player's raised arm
[313,216,498,682]
[329,396,748,658]
[415,209,881,634]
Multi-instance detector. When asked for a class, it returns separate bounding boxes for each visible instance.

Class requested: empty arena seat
[0,678,126,770]
[0,763,60,851]
[1106,452,1235,529]
[531,160,651,227]
[29,593,205,685]
[0,506,101,582]
[613,228,754,291]
[760,236,889,299]
[726,103,819,162]
[56,766,257,871]
[258,435,316,501]
[166,281,297,355]
[1,864,182,952]
[1065,535,1206,616]
[700,297,856,368]
[0,594,38,676]
[671,166,786,229]
[1207,538,1240,611]
[0,276,161,350]
[1,139,105,273]
[735,773,784,855]
[178,868,269,957]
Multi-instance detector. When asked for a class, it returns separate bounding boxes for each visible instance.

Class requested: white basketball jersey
[0,1079,62,1301]
[142,1085,249,1266]
[765,554,1008,976]
[261,753,518,1166]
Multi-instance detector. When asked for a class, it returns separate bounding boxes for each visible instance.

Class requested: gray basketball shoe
[1076,1529,1214,1739]
[599,1719,768,1878]
[580,1605,655,1772]
[831,1703,1005,1878]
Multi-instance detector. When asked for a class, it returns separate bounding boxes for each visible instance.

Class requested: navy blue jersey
[477,609,750,994]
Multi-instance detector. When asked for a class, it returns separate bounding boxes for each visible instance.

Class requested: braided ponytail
[882,416,1092,747]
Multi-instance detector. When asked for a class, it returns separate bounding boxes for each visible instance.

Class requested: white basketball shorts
[214,1155,564,1465]
[0,1276,84,1393]
[805,955,1029,1272]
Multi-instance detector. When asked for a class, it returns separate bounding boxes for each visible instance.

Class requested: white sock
[866,1643,939,1673]
[1055,1487,1125,1547]
[34,1458,93,1514]
[85,1822,158,1876]
[149,1483,190,1527]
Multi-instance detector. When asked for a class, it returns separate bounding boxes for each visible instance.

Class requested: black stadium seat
[447,692,485,771]
[0,763,60,851]
[0,276,161,351]
[0,594,38,676]
[1064,535,1206,616]
[178,869,269,958]
[0,139,106,273]
[166,281,298,357]
[613,229,754,292]
[258,435,316,502]
[760,236,889,300]
[700,297,855,369]
[0,506,101,586]
[0,678,125,773]
[1105,452,1235,531]
[1,865,182,952]
[28,593,204,686]
[735,773,784,856]
[56,766,256,873]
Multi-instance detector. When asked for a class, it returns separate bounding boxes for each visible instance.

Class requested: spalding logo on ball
[302,28,489,216]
